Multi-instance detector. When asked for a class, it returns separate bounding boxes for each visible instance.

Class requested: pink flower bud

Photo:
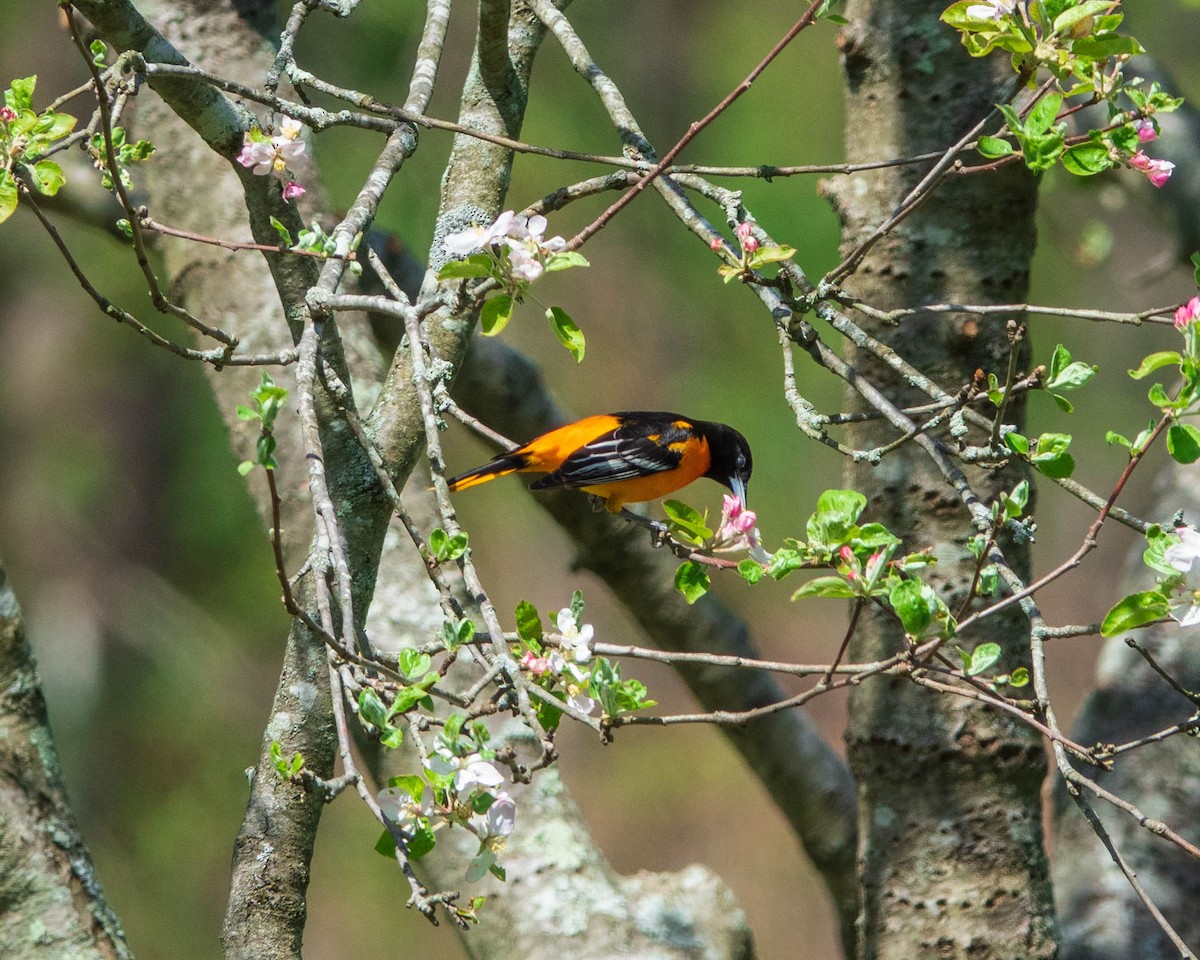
[735,221,759,254]
[282,181,306,200]
[710,236,724,252]
[0,106,15,123]
[1133,118,1157,143]
[839,545,855,564]
[1176,296,1200,331]
[1128,151,1151,170]
[732,509,757,534]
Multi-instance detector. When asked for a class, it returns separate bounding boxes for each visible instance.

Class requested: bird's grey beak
[729,475,748,508]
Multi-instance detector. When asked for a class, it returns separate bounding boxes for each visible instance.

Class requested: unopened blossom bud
[735,221,759,254]
[1133,118,1157,143]
[0,106,15,123]
[1175,296,1200,331]
[710,236,724,252]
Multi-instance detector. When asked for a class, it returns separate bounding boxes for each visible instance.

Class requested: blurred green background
[1,2,1198,958]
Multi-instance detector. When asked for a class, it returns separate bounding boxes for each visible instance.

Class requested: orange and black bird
[447,411,753,514]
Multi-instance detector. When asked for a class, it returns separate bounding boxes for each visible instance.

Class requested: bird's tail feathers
[447,453,529,493]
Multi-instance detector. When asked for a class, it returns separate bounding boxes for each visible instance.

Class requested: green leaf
[806,489,867,549]
[438,253,494,279]
[1100,590,1170,637]
[1191,251,1200,289]
[26,159,65,196]
[1005,432,1030,455]
[791,576,857,601]
[738,559,764,584]
[1026,92,1063,137]
[1052,0,1112,34]
[544,251,590,272]
[546,306,585,363]
[269,215,293,247]
[674,561,710,604]
[767,547,805,580]
[480,294,514,336]
[1008,666,1029,688]
[407,825,437,860]
[569,589,585,624]
[398,649,433,680]
[662,499,713,545]
[514,600,543,647]
[853,522,901,550]
[965,641,1002,677]
[890,579,932,638]
[1147,383,1173,409]
[1070,35,1144,60]
[1167,423,1200,464]
[0,170,18,225]
[997,102,1025,136]
[1128,350,1181,380]
[237,460,256,476]
[977,135,1014,158]
[5,76,36,113]
[1060,143,1111,177]
[357,688,389,729]
[747,244,797,267]
[31,111,76,142]
[428,527,468,561]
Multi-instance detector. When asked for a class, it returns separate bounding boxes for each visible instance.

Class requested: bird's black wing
[529,416,691,490]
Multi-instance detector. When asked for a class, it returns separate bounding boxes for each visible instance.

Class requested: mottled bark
[0,556,131,960]
[827,2,1056,957]
[1054,466,1200,960]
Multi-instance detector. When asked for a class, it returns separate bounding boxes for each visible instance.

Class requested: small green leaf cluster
[942,1,1143,77]
[357,650,439,749]
[942,3,1182,181]
[955,641,1030,688]
[427,527,469,563]
[1123,320,1200,465]
[90,125,155,193]
[439,616,476,652]
[789,493,952,642]
[1004,430,1074,478]
[1100,525,1191,636]
[268,217,364,275]
[235,372,289,475]
[772,490,913,589]
[717,243,797,284]
[269,740,305,779]
[0,76,78,224]
[438,243,589,362]
[813,1,848,25]
[1042,343,1097,412]
[1000,345,1098,478]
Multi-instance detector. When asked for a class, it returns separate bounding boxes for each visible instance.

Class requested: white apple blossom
[556,607,594,663]
[1164,527,1200,627]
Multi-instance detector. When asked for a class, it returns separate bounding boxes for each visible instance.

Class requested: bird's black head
[700,421,753,506]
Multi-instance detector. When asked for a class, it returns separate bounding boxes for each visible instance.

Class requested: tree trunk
[827,2,1057,957]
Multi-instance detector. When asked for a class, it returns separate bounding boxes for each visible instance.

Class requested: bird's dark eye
[736,454,746,470]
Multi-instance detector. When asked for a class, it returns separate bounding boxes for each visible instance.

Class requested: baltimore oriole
[448,411,753,513]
